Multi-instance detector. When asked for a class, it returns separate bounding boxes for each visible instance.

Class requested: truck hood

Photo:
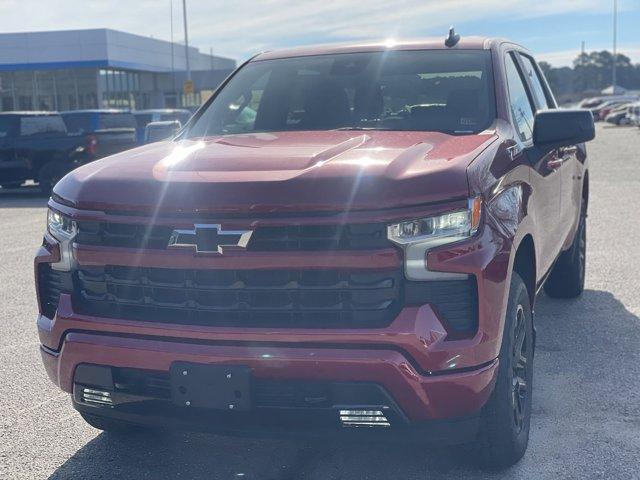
[54,130,496,214]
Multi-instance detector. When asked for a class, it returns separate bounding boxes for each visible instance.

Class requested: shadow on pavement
[47,431,471,480]
[46,289,639,480]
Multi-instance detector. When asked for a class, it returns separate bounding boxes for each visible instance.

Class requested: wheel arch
[512,234,536,307]
[582,169,589,209]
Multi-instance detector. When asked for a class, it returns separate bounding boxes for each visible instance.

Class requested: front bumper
[38,290,500,424]
[68,369,486,444]
[40,327,497,425]
[36,198,514,429]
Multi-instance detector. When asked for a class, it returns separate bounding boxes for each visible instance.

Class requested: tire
[544,199,586,298]
[38,161,67,195]
[80,412,145,434]
[475,272,534,469]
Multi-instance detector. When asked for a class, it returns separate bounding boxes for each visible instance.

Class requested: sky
[0,0,638,67]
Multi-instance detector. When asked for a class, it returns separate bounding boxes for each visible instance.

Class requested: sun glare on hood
[160,141,206,168]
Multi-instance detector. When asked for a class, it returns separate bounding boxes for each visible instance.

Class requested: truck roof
[0,111,61,116]
[133,109,191,115]
[254,36,520,61]
[60,109,131,115]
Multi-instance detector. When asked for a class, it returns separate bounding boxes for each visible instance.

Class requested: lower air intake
[81,388,113,407]
[339,409,390,427]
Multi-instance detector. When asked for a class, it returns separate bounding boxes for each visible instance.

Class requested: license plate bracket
[170,362,252,411]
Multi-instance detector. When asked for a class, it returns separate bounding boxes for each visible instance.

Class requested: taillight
[86,135,98,156]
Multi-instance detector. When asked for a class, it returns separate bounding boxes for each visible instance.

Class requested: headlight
[387,197,482,280]
[48,209,76,239]
[387,211,477,244]
[47,208,76,271]
[387,197,481,245]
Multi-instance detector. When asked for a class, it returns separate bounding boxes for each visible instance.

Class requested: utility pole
[581,40,585,66]
[170,0,176,100]
[182,0,191,82]
[612,0,617,90]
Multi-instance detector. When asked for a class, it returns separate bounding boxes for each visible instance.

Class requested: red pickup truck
[35,34,594,467]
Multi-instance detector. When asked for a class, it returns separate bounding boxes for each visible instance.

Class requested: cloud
[0,0,632,62]
[184,0,612,59]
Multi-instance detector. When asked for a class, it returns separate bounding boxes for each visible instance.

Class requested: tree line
[539,51,640,103]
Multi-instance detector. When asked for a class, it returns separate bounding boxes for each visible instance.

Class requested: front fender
[426,178,534,367]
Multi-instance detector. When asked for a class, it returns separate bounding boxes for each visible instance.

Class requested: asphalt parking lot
[0,124,639,479]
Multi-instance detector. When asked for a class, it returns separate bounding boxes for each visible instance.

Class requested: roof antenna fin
[445,26,460,47]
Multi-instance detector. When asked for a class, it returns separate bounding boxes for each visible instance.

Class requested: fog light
[82,387,113,407]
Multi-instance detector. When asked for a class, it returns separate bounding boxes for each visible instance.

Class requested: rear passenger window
[518,54,551,110]
[505,54,535,142]
[19,116,67,136]
[62,114,91,134]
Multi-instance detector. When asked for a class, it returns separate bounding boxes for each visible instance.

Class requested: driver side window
[505,53,535,143]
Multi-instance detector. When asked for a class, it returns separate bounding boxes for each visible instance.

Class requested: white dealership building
[0,29,236,111]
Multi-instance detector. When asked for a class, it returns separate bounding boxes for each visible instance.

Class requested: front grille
[39,263,477,332]
[113,368,172,399]
[248,224,388,251]
[75,221,390,251]
[73,266,402,328]
[107,367,395,412]
[253,380,332,408]
[37,264,72,318]
[75,222,173,250]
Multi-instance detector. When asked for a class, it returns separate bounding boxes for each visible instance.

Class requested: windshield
[187,50,495,137]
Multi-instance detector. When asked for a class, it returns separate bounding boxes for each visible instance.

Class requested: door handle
[558,145,578,157]
[506,143,522,161]
[547,157,564,170]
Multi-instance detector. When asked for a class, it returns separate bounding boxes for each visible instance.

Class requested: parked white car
[627,102,640,127]
[579,95,639,109]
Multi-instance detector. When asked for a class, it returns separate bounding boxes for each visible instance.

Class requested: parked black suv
[0,112,85,193]
[61,110,137,160]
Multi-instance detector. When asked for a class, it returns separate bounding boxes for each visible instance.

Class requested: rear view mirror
[533,109,595,149]
[144,120,182,144]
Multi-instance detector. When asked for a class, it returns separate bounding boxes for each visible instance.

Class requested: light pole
[182,0,191,82]
[170,0,176,101]
[612,0,617,90]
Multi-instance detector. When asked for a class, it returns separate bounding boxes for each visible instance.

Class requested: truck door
[504,52,562,276]
[516,52,579,250]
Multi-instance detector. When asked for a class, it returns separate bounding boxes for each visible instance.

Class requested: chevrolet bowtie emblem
[167,224,253,254]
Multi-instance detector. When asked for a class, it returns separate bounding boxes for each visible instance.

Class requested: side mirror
[144,120,182,144]
[533,109,595,149]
